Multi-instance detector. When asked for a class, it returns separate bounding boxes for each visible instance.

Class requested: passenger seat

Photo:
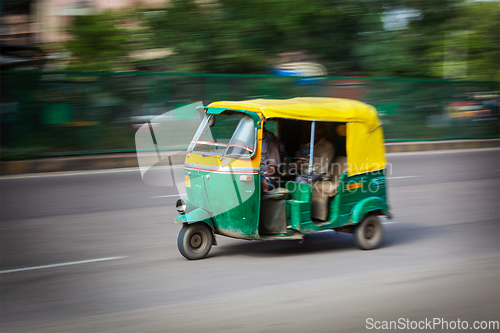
[311,156,348,220]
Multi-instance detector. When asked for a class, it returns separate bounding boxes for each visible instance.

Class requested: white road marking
[387,147,499,157]
[0,256,127,274]
[382,221,399,225]
[0,165,185,180]
[152,194,180,198]
[1,147,496,180]
[387,175,420,180]
[0,168,139,180]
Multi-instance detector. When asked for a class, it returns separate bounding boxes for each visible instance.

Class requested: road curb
[1,139,499,176]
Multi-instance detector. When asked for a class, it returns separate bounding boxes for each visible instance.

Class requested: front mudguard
[350,196,390,224]
[174,208,217,245]
[175,207,214,228]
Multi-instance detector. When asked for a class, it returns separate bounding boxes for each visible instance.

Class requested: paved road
[1,148,499,332]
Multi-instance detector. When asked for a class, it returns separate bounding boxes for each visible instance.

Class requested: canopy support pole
[308,121,316,185]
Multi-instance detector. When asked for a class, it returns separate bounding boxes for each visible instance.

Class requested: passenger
[295,125,335,183]
[261,129,281,192]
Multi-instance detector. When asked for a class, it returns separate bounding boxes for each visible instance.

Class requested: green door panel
[200,170,260,239]
[185,169,213,213]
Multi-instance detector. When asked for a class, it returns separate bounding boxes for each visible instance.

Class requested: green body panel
[185,168,261,239]
[350,196,388,223]
[283,181,312,202]
[185,170,213,213]
[332,170,388,226]
[286,200,311,230]
[287,170,389,233]
[180,166,390,240]
[174,207,214,229]
[325,194,351,228]
[281,181,314,233]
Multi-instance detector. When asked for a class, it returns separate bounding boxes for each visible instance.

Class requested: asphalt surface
[1,148,499,333]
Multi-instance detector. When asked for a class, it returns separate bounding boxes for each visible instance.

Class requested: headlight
[175,198,198,214]
[176,199,187,213]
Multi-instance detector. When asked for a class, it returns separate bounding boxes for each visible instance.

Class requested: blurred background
[1,0,498,160]
[1,2,499,333]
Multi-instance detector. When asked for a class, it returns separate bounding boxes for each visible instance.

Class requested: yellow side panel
[346,123,386,176]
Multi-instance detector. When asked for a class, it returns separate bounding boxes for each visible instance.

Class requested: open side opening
[259,119,348,235]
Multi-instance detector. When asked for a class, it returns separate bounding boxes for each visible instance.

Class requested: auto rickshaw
[174,97,391,259]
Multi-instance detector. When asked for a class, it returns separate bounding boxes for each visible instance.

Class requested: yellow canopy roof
[208,97,381,132]
[208,97,387,176]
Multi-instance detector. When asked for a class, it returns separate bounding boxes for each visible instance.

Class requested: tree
[353,0,499,81]
[144,0,389,73]
[59,0,498,80]
[424,1,500,81]
[64,13,129,72]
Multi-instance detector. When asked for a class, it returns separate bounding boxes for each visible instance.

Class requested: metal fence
[1,71,498,160]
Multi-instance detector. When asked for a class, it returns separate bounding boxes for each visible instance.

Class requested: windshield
[188,113,256,158]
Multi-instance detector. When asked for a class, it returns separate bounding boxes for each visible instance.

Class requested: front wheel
[353,214,383,250]
[177,223,213,260]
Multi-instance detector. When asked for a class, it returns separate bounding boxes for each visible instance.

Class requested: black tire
[177,223,213,260]
[353,214,383,250]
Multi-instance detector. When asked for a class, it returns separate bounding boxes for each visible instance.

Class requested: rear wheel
[177,223,213,260]
[354,214,383,250]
